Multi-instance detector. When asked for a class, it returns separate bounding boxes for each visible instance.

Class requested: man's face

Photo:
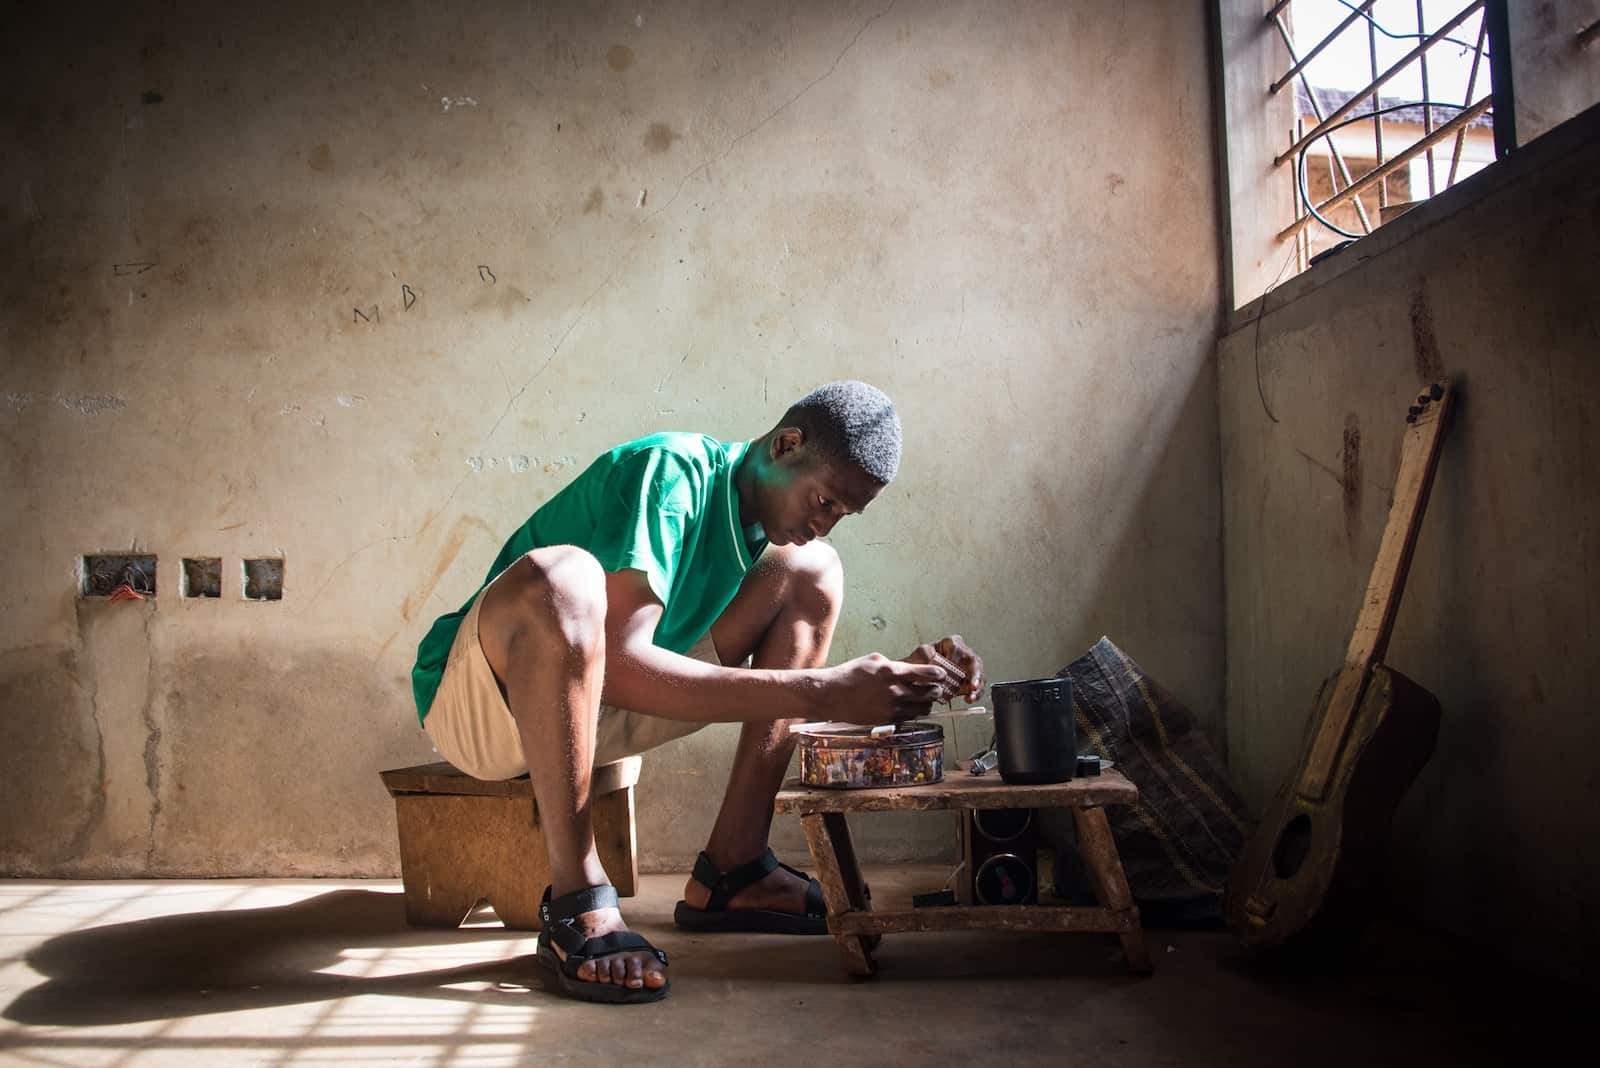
[757,434,884,547]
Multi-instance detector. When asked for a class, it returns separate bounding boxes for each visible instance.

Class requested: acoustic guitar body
[1225,664,1440,954]
[1226,382,1452,956]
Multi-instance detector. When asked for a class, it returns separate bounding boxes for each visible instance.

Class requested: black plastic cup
[990,675,1076,785]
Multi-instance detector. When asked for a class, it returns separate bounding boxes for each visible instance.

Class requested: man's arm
[600,568,951,724]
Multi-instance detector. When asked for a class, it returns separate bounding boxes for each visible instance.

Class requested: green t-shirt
[411,433,767,723]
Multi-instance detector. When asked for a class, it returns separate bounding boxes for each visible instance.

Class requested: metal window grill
[1266,0,1502,270]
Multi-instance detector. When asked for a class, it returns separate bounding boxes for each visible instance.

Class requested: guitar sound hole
[1272,814,1312,879]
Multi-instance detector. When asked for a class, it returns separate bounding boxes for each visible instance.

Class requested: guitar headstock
[1406,381,1451,425]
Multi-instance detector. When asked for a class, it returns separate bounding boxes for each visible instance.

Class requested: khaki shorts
[423,568,722,780]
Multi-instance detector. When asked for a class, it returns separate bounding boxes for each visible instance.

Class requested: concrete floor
[0,867,1581,1067]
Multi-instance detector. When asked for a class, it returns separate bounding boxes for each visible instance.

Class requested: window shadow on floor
[4,889,541,1027]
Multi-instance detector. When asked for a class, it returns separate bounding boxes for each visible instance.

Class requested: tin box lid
[796,720,944,749]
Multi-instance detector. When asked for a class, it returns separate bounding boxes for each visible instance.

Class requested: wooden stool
[774,768,1152,976]
[380,756,641,930]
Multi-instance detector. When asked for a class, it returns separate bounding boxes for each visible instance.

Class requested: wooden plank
[801,814,876,976]
[394,793,550,930]
[593,783,638,897]
[822,813,870,911]
[823,812,878,951]
[1073,805,1152,973]
[774,768,1137,814]
[388,757,642,931]
[835,906,1136,936]
[382,755,641,799]
[1300,387,1452,800]
[384,762,529,797]
[1072,806,1134,909]
[956,813,976,906]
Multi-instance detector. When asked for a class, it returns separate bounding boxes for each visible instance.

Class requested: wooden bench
[380,756,641,930]
[774,768,1151,976]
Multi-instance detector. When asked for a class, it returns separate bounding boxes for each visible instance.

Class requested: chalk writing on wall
[349,270,499,324]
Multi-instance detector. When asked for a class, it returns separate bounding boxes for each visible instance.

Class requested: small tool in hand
[927,645,969,703]
[791,707,987,736]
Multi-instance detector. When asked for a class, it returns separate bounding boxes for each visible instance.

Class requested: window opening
[1268,1,1499,271]
[80,554,157,599]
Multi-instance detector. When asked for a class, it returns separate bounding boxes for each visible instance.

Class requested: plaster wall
[1,0,1222,876]
[1509,0,1600,144]
[1218,108,1600,982]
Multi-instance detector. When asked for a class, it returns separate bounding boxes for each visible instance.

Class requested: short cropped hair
[780,381,902,484]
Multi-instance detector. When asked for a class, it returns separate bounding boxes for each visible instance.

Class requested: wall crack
[296,536,408,617]
[68,601,109,863]
[646,0,900,224]
[141,606,162,869]
[338,1,902,625]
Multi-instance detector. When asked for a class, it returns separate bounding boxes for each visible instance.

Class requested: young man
[411,381,985,1004]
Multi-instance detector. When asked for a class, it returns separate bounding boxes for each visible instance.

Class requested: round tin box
[797,720,945,789]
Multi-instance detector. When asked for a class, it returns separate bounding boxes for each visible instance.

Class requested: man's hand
[819,653,956,725]
[905,635,986,705]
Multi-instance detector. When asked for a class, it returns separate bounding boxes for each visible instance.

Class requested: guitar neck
[1297,384,1453,801]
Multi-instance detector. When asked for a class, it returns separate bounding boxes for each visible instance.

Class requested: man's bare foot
[552,906,669,990]
[681,858,814,915]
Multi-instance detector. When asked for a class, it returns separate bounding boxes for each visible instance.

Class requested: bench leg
[822,813,879,950]
[593,784,639,897]
[392,784,637,930]
[1071,805,1152,974]
[801,813,876,976]
[395,794,551,929]
[822,813,871,909]
[403,888,481,928]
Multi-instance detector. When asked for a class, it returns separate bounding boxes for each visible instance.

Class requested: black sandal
[536,885,669,1004]
[672,848,830,935]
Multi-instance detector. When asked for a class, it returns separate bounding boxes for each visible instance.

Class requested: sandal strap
[539,884,622,955]
[544,924,670,977]
[802,876,827,918]
[561,929,669,969]
[776,861,829,918]
[541,884,619,926]
[692,848,782,911]
[538,885,670,970]
[689,851,725,890]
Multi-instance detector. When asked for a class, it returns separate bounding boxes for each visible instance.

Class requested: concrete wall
[0,0,1223,876]
[1509,0,1600,144]
[1211,0,1296,309]
[1218,107,1599,982]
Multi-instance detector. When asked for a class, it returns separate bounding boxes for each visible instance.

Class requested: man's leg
[476,546,665,992]
[681,541,844,914]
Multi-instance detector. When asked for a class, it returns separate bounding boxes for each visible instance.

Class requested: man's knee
[500,546,608,653]
[770,540,844,620]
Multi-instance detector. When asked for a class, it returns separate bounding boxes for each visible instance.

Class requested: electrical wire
[1295,97,1491,239]
[1329,0,1489,55]
[122,561,153,594]
[1249,241,1303,425]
